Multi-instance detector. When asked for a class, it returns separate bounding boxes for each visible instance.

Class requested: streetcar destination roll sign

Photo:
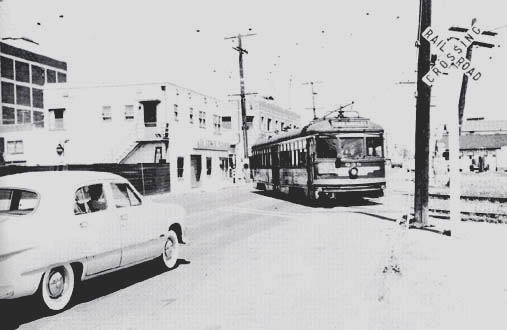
[421,22,484,86]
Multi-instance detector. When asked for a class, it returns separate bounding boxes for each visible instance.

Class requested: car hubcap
[48,270,65,298]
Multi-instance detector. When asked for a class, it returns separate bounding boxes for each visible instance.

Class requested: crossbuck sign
[421,23,484,86]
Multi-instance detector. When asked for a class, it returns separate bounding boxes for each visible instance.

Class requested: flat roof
[0,41,67,71]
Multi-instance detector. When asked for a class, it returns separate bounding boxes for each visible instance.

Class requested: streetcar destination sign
[421,22,484,86]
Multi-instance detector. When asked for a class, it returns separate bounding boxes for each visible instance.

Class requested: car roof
[0,171,127,192]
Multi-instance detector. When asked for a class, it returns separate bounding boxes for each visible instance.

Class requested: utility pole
[448,23,497,132]
[446,22,496,228]
[225,33,256,160]
[413,0,432,227]
[302,81,322,120]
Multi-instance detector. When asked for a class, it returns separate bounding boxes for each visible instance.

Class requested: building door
[140,100,160,127]
[190,155,202,188]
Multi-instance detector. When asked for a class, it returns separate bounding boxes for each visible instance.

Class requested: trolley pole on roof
[413,0,432,227]
[225,33,256,159]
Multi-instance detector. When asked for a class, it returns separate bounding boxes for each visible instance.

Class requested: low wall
[0,163,170,195]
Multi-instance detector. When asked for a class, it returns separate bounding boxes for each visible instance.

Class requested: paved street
[3,172,507,329]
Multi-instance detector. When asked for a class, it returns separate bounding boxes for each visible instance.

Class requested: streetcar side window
[366,137,383,157]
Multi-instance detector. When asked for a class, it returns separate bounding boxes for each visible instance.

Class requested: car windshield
[0,188,39,215]
[339,137,364,159]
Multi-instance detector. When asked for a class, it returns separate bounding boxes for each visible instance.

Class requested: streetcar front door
[271,146,280,190]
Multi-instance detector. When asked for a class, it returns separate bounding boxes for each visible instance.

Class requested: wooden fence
[0,163,170,195]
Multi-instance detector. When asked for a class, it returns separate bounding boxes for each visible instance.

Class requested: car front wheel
[40,264,75,311]
[161,230,179,270]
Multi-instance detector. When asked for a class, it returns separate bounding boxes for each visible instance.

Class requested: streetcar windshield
[316,137,339,158]
[366,137,383,158]
[340,137,363,159]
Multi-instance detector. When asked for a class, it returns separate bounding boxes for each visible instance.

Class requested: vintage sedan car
[0,171,186,311]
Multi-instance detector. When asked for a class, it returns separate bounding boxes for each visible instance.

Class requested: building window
[32,88,43,108]
[124,105,134,120]
[281,122,284,131]
[267,118,272,131]
[102,106,112,121]
[2,106,15,125]
[189,107,194,124]
[222,116,231,129]
[213,115,221,134]
[177,157,184,178]
[261,116,265,130]
[1,82,15,104]
[174,104,179,121]
[199,111,206,128]
[57,72,67,83]
[1,56,14,79]
[33,111,44,128]
[49,108,65,130]
[7,140,23,154]
[31,65,45,85]
[16,109,31,124]
[46,69,56,83]
[206,157,212,175]
[16,85,30,106]
[15,61,29,83]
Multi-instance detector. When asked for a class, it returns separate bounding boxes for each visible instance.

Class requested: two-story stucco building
[241,95,301,157]
[38,82,236,192]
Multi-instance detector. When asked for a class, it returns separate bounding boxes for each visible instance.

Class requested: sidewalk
[144,179,252,200]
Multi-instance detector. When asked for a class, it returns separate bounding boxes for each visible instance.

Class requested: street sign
[56,143,64,156]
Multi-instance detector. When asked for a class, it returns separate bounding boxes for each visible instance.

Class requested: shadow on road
[1,258,190,330]
[252,189,382,208]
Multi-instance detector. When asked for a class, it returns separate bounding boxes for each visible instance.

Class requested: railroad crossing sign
[421,22,494,86]
[56,143,64,156]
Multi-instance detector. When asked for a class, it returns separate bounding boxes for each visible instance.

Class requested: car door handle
[120,214,128,221]
[80,221,89,228]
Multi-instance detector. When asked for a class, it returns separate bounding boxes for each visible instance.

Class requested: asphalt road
[3,173,414,330]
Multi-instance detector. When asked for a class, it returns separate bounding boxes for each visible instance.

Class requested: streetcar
[250,108,386,201]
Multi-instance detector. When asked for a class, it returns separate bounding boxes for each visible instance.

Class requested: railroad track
[429,193,507,203]
[394,190,507,223]
[426,208,507,223]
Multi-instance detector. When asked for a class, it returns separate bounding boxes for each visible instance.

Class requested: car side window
[74,184,107,215]
[110,183,141,208]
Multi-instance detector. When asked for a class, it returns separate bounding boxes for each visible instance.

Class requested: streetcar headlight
[349,167,359,178]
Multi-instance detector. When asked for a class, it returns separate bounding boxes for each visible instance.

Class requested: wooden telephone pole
[225,33,256,159]
[413,0,432,227]
[446,22,497,227]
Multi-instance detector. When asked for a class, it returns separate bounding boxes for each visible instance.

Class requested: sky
[1,0,507,151]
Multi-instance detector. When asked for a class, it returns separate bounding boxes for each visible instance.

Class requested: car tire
[161,230,180,270]
[40,264,75,311]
